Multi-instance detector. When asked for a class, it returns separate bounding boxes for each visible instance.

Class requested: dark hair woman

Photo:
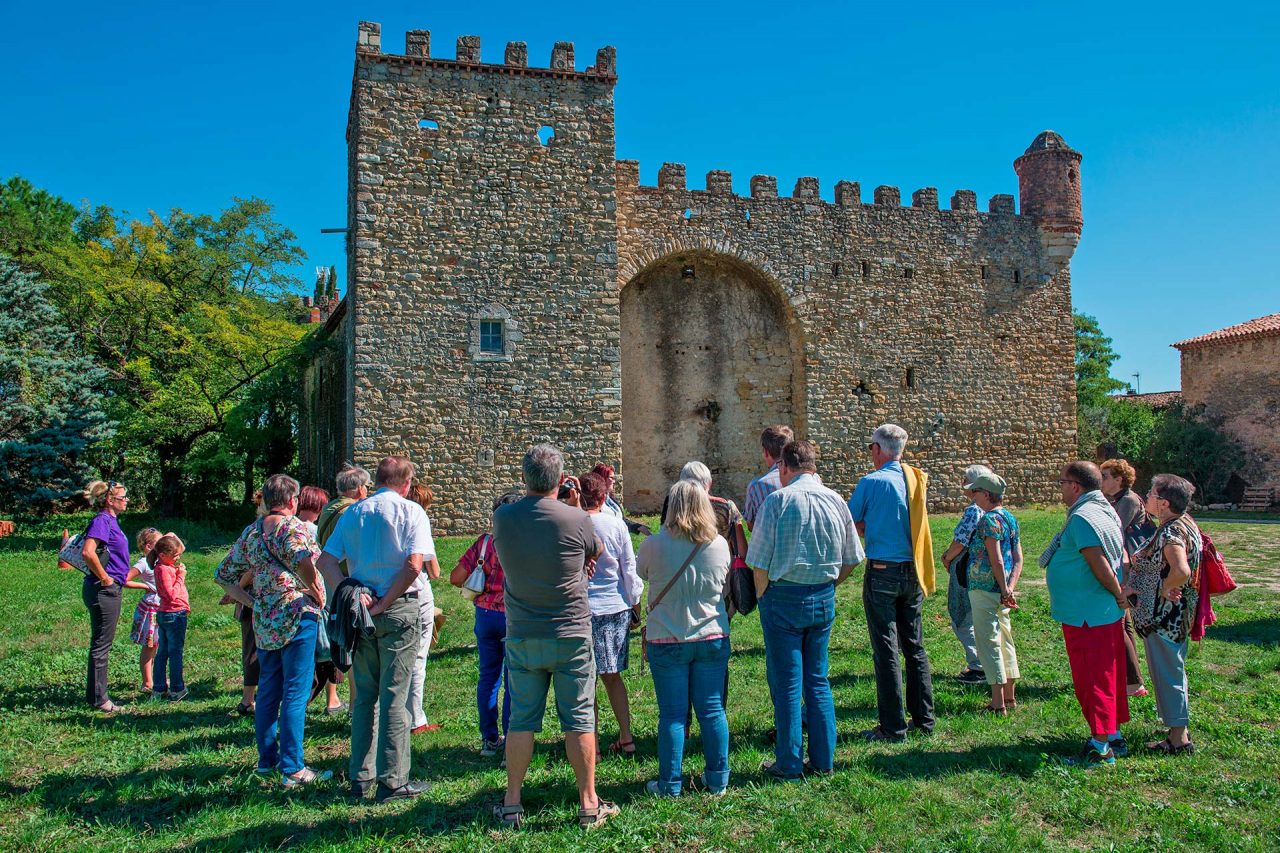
[80,480,132,713]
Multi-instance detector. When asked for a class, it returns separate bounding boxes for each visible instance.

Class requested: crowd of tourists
[72,421,1214,829]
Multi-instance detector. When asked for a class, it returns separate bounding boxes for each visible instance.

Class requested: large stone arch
[619,247,808,512]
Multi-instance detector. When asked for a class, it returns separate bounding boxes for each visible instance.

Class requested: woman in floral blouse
[1126,473,1202,754]
[217,474,331,787]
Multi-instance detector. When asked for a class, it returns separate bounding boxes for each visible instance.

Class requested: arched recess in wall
[619,249,808,512]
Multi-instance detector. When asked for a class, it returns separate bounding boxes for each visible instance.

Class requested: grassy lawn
[1,508,1277,851]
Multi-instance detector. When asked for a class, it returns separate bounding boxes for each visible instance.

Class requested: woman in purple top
[80,480,133,712]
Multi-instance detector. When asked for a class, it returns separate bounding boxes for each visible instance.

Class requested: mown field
[0,508,1277,851]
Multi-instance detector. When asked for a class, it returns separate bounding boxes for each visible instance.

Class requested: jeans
[350,595,420,788]
[155,611,189,693]
[474,606,511,742]
[647,638,731,795]
[407,591,435,729]
[863,562,935,737]
[946,558,982,671]
[82,576,122,708]
[256,614,318,775]
[760,582,837,775]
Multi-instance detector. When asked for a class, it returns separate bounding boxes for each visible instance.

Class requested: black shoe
[348,780,373,800]
[375,780,430,802]
[907,721,934,737]
[803,760,834,777]
[861,726,906,743]
[957,668,986,685]
[759,760,804,782]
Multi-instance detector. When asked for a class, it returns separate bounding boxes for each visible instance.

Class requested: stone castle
[300,21,1082,532]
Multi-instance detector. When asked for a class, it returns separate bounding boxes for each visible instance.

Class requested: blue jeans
[155,610,188,693]
[474,606,511,742]
[760,582,837,775]
[647,637,731,795]
[255,614,318,775]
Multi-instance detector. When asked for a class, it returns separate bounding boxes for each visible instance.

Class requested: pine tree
[326,265,338,300]
[0,260,113,513]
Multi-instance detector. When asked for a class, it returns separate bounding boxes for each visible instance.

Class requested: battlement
[616,161,1018,216]
[354,22,617,81]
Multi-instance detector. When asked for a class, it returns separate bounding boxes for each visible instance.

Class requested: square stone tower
[344,23,622,530]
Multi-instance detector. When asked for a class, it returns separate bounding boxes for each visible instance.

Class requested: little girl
[152,533,191,701]
[126,528,162,692]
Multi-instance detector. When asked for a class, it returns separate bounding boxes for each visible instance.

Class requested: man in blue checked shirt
[746,440,865,781]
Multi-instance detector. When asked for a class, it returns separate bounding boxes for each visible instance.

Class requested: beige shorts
[505,636,596,733]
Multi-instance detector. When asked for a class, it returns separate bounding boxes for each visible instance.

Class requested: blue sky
[2,1,1277,392]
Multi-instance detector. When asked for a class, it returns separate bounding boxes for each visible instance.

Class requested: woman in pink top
[152,534,191,701]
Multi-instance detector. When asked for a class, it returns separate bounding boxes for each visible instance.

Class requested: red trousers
[1062,619,1130,736]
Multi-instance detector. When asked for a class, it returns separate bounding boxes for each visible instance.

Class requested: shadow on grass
[863,734,1081,780]
[1209,617,1280,646]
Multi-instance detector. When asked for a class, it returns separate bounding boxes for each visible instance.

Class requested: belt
[868,560,914,570]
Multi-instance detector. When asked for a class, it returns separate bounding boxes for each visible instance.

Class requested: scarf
[1039,490,1124,570]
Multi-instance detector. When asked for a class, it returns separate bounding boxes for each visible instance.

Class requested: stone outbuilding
[300,22,1084,532]
[1173,312,1280,495]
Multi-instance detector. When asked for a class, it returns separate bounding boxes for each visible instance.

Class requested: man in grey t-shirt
[490,444,617,830]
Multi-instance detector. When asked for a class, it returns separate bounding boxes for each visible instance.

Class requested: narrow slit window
[981,265,989,280]
[1013,269,1022,284]
[861,260,870,277]
[537,125,555,146]
[682,207,694,222]
[832,262,841,277]
[903,267,914,280]
[906,367,916,388]
[479,320,504,354]
[419,119,439,131]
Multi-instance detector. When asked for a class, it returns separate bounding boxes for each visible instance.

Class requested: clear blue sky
[3,1,1277,393]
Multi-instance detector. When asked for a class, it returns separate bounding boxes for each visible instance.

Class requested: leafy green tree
[0,260,113,514]
[1144,404,1243,503]
[1074,312,1133,457]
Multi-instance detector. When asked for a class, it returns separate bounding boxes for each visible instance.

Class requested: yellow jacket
[903,464,936,594]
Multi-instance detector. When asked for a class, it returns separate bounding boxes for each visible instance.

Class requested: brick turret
[1014,130,1082,269]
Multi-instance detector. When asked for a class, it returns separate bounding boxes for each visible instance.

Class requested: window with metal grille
[479,320,504,354]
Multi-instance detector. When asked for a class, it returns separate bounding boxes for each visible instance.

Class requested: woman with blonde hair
[80,480,133,713]
[637,479,732,796]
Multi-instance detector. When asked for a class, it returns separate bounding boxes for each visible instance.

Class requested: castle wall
[346,25,621,532]
[325,23,1082,531]
[298,303,350,492]
[1181,337,1280,491]
[616,168,1078,509]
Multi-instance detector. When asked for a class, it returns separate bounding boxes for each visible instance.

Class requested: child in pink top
[151,534,191,700]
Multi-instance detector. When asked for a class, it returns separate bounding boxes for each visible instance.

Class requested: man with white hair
[848,423,936,742]
[938,464,996,684]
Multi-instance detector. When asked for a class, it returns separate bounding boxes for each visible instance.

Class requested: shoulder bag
[461,535,490,601]
[640,541,705,663]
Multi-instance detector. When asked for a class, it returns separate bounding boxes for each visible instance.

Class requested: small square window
[479,320,504,354]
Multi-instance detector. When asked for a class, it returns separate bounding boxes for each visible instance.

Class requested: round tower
[1014,130,1082,267]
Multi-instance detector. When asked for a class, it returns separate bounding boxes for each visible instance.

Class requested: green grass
[1,508,1278,851]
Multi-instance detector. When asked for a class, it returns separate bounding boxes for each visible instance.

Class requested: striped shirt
[743,463,782,528]
[746,473,865,585]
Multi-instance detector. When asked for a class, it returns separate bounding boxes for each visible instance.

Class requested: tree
[1074,311,1133,457]
[1144,404,1243,503]
[0,260,113,514]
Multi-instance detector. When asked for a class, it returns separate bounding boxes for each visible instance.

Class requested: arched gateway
[620,251,806,512]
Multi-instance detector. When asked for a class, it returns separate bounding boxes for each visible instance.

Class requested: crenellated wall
[614,159,1077,509]
[313,22,1082,531]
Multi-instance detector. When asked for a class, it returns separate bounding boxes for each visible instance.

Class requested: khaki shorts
[505,636,596,733]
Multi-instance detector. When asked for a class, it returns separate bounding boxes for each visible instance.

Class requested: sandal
[1146,737,1195,755]
[577,799,620,830]
[981,703,1008,716]
[281,767,333,788]
[608,738,637,758]
[491,802,525,829]
[95,701,124,714]
[234,702,255,717]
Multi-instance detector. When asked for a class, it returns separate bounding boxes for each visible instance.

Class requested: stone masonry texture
[300,22,1082,533]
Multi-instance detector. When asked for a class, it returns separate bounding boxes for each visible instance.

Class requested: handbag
[59,531,104,576]
[950,548,970,589]
[1199,531,1237,596]
[461,535,490,601]
[728,555,758,616]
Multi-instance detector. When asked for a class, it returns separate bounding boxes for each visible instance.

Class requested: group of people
[73,420,1209,829]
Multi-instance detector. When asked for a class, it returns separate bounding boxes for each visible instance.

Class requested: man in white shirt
[318,456,435,803]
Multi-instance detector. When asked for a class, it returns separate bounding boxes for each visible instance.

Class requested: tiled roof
[1173,313,1280,350]
[1113,390,1182,409]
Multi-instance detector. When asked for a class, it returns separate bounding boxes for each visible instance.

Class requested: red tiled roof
[1113,390,1182,409]
[1173,312,1280,350]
